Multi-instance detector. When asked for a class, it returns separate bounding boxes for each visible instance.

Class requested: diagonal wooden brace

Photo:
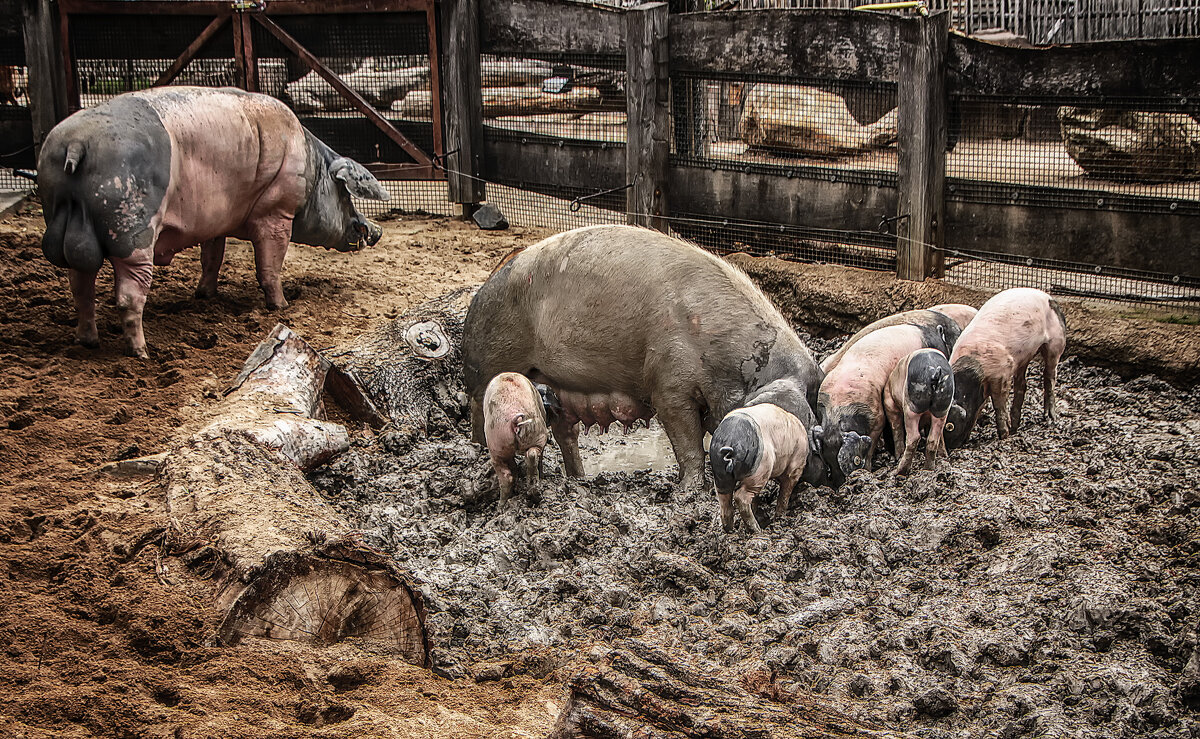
[252,13,434,167]
[153,14,230,88]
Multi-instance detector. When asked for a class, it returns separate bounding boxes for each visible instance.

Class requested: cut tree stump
[326,287,475,432]
[160,323,428,663]
[395,86,621,119]
[547,641,912,739]
[739,84,898,158]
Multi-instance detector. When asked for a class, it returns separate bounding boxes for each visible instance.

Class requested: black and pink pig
[709,403,810,533]
[483,372,557,506]
[883,348,954,476]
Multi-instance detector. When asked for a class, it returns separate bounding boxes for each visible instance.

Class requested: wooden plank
[668,165,896,245]
[668,10,903,81]
[57,0,430,14]
[21,0,69,154]
[945,199,1200,278]
[364,162,440,180]
[442,0,485,206]
[948,34,1200,97]
[424,2,444,180]
[238,13,257,93]
[479,0,624,56]
[481,133,626,192]
[625,3,669,231]
[253,14,432,167]
[895,11,948,281]
[152,14,230,88]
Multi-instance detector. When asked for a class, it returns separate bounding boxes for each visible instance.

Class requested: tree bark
[547,641,911,739]
[160,324,428,664]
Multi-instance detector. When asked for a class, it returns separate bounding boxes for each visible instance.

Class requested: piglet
[709,403,809,533]
[944,288,1067,449]
[928,303,978,332]
[884,348,954,476]
[483,372,552,505]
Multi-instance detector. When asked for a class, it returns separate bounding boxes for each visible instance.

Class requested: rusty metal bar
[252,13,433,167]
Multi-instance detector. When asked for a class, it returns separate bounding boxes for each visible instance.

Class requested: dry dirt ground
[0,202,564,738]
[1,200,1199,739]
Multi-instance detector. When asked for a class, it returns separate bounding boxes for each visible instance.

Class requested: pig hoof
[194,285,217,300]
[75,335,100,349]
[126,345,150,360]
[266,298,289,311]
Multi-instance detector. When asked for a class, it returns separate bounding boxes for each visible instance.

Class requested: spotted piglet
[709,403,810,534]
[883,348,954,476]
[483,372,553,505]
[944,288,1067,449]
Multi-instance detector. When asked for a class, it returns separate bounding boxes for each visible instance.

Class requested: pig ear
[810,425,823,454]
[330,157,390,201]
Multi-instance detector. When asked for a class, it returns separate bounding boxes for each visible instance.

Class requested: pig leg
[1041,344,1062,423]
[551,416,584,478]
[492,456,517,506]
[884,403,906,475]
[195,237,226,299]
[1009,360,1031,433]
[894,411,922,476]
[734,484,762,534]
[991,378,1013,440]
[68,268,100,348]
[774,474,800,520]
[717,491,736,532]
[925,414,949,469]
[111,256,153,359]
[250,223,291,310]
[524,446,542,487]
[655,396,706,491]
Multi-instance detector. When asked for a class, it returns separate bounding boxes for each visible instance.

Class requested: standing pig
[820,309,960,374]
[462,225,827,492]
[929,303,978,332]
[38,86,388,358]
[944,288,1067,449]
[883,348,954,476]
[709,403,809,533]
[483,372,552,505]
[816,322,954,487]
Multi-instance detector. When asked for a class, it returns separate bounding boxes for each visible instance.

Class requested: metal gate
[57,0,445,182]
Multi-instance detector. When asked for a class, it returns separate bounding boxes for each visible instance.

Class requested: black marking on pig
[1049,299,1067,335]
[38,95,171,268]
[817,400,875,487]
[906,350,954,417]
[945,355,987,450]
[709,413,762,495]
[534,382,561,422]
[915,310,962,357]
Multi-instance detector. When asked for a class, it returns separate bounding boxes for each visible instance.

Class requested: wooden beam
[21,0,69,155]
[895,11,949,281]
[479,0,624,56]
[669,10,903,81]
[57,0,431,15]
[364,162,441,180]
[424,1,445,178]
[481,132,626,193]
[949,33,1200,98]
[236,13,258,93]
[253,14,433,167]
[442,0,485,207]
[625,3,669,231]
[152,14,230,88]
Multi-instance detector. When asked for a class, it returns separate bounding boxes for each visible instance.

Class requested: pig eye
[853,456,863,466]
[946,422,955,431]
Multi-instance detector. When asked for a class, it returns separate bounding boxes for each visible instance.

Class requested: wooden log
[739,84,898,157]
[160,323,428,663]
[1058,107,1200,182]
[625,2,669,231]
[479,58,554,88]
[395,85,618,120]
[21,0,69,156]
[326,287,475,433]
[546,641,912,739]
[286,64,430,113]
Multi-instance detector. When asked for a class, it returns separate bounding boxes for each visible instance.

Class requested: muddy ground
[1,201,1198,738]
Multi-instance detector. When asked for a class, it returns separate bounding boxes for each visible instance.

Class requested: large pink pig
[944,288,1067,448]
[483,372,552,506]
[38,86,388,358]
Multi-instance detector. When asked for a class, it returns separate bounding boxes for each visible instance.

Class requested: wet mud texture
[313,340,1200,738]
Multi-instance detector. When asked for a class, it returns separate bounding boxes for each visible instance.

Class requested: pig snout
[335,215,381,252]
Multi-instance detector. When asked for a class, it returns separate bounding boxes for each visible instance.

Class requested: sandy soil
[0,201,564,738]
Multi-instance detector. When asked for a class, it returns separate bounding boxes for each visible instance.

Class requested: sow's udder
[556,390,654,432]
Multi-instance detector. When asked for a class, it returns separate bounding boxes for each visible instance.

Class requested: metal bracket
[431,147,461,171]
[232,1,264,12]
[878,212,910,234]
[570,183,633,212]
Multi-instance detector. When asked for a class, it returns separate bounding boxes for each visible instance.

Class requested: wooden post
[22,0,70,158]
[625,2,669,231]
[895,10,949,281]
[442,0,485,214]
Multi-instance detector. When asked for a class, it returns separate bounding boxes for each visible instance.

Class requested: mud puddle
[579,420,679,476]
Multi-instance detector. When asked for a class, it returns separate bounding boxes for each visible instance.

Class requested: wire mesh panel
[670,71,899,267]
[480,52,627,143]
[944,92,1200,310]
[0,8,32,190]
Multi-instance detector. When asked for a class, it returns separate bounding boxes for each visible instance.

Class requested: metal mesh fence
[480,53,627,143]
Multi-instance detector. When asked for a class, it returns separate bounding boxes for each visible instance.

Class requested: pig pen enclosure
[3,0,1200,737]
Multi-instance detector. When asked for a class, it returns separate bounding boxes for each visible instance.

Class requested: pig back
[464,225,818,420]
[950,288,1059,368]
